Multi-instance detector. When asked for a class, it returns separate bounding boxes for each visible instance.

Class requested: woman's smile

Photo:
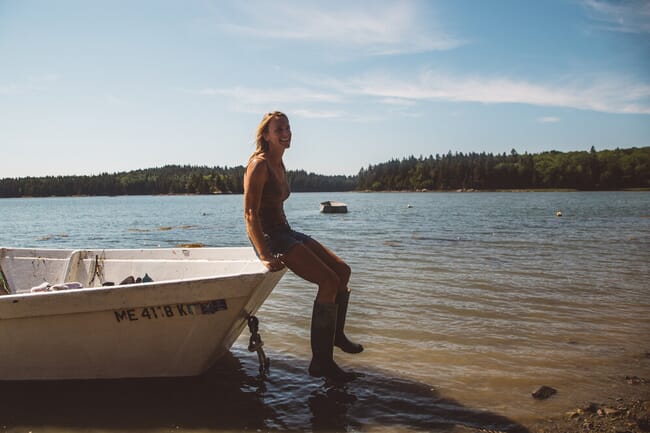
[265,116,292,150]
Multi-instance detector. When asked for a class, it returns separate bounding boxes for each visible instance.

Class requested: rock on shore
[531,398,650,433]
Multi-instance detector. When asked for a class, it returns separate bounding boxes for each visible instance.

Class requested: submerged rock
[625,375,648,385]
[532,385,557,400]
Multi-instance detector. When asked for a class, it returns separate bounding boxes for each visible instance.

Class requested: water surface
[1,192,649,432]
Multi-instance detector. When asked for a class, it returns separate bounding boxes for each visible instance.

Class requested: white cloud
[194,70,650,117]
[340,70,650,115]
[106,93,126,106]
[198,86,341,104]
[1,74,60,95]
[217,0,463,55]
[291,109,344,119]
[195,85,344,117]
[581,0,650,33]
[28,74,59,83]
[380,97,417,106]
[0,84,18,95]
[538,116,561,123]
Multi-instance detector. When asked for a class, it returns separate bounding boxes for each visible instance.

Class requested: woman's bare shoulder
[249,154,267,165]
[247,156,270,178]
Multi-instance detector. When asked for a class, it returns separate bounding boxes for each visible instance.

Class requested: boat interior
[0,247,263,295]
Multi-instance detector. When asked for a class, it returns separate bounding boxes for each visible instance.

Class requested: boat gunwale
[0,246,267,295]
[0,270,285,321]
[0,246,283,321]
[0,269,269,300]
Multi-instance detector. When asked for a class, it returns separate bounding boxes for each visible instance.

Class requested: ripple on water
[1,192,649,429]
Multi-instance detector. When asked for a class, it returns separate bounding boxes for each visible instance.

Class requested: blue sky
[1,0,649,178]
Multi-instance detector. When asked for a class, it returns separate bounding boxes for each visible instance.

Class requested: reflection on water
[0,347,529,433]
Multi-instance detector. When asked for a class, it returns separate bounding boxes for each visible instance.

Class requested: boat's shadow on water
[0,349,529,433]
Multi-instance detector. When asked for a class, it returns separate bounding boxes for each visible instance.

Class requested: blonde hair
[248,111,288,165]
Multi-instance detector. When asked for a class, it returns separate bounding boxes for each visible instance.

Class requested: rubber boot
[308,302,357,382]
[334,290,364,354]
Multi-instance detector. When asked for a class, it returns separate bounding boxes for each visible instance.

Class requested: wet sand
[1,347,648,433]
[0,348,529,433]
[529,399,650,433]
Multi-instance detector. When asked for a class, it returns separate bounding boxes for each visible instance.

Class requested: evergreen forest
[1,146,648,198]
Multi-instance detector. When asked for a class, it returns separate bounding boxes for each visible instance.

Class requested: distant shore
[2,187,650,199]
[2,147,648,197]
[358,187,650,193]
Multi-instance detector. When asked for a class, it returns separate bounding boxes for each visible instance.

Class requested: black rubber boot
[334,290,364,354]
[308,302,357,382]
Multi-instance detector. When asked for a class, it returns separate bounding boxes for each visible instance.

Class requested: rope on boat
[247,316,270,376]
[0,264,10,295]
[88,254,104,286]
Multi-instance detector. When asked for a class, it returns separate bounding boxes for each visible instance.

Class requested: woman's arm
[244,158,285,271]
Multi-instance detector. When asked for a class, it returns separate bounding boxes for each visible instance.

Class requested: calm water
[1,192,649,432]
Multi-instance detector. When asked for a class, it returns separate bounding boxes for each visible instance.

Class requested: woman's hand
[260,254,286,272]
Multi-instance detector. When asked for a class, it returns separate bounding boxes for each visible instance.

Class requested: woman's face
[264,116,291,151]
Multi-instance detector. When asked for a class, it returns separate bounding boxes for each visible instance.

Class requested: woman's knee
[337,262,351,287]
[321,268,341,292]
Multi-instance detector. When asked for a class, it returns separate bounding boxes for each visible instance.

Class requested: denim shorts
[261,228,312,257]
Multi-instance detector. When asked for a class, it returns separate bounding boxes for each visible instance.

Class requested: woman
[244,111,362,382]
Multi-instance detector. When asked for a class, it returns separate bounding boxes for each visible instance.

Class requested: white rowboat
[0,247,285,381]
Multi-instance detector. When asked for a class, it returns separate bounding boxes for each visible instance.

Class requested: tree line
[0,147,648,198]
[0,165,356,197]
[357,146,649,191]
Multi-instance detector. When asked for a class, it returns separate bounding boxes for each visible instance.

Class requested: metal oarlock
[247,316,270,376]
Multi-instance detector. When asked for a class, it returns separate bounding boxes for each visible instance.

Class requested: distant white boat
[320,200,348,213]
[0,247,285,380]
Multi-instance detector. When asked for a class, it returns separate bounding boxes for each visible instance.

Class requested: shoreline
[527,397,650,433]
[452,370,650,433]
[2,187,649,199]
[358,187,650,193]
[520,373,650,432]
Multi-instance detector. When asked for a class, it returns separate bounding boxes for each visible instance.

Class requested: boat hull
[320,201,348,213]
[0,247,285,380]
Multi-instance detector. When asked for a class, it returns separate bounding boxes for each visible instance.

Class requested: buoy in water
[556,210,562,217]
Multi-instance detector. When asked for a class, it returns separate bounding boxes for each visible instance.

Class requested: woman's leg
[298,238,363,354]
[280,242,357,381]
[301,238,351,294]
[281,242,341,303]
